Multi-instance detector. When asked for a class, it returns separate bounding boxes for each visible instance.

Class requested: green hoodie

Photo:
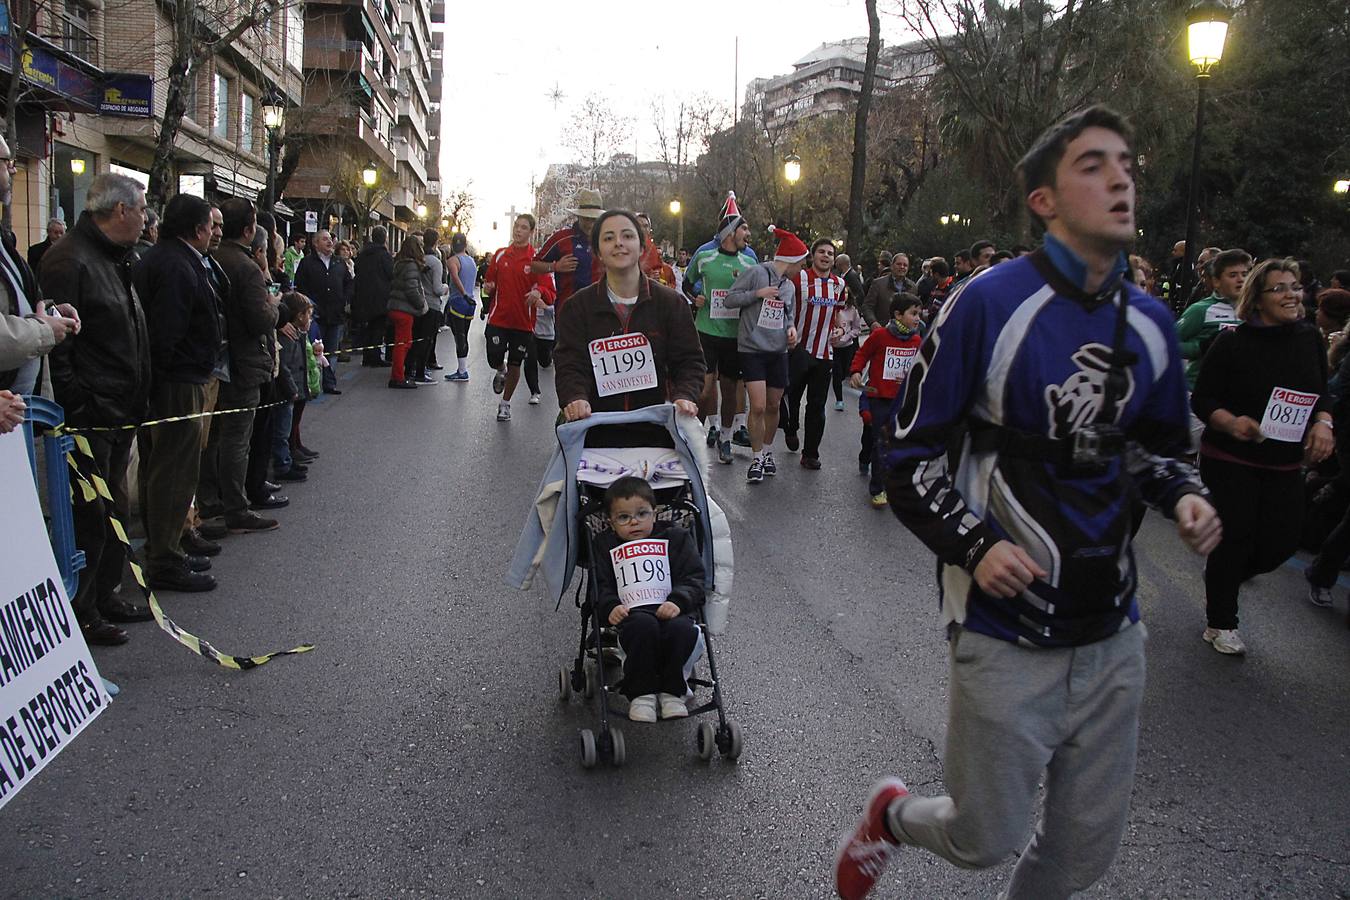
[1176,294,1239,387]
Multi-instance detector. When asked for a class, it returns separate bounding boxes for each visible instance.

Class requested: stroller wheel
[609,727,626,767]
[579,729,597,769]
[719,720,744,761]
[583,662,597,699]
[695,722,716,761]
[557,666,571,702]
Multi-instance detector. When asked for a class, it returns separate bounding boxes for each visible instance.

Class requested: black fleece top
[1191,319,1329,467]
[592,521,706,622]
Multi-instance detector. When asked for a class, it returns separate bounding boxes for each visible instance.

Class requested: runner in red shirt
[850,293,923,506]
[485,213,554,421]
[782,238,846,468]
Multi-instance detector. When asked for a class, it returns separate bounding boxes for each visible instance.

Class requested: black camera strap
[1097,283,1135,425]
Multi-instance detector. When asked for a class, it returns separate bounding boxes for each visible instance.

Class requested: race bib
[883,345,917,382]
[709,288,738,319]
[589,334,658,397]
[1204,302,1237,323]
[610,539,671,609]
[757,297,785,330]
[1260,387,1318,442]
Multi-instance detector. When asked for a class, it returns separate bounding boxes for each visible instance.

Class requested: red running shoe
[834,777,908,899]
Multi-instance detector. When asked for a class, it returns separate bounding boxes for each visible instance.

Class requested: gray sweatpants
[888,623,1147,899]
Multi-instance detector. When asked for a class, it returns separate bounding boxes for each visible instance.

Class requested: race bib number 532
[610,539,671,608]
[757,297,785,330]
[589,334,658,397]
[1260,387,1318,442]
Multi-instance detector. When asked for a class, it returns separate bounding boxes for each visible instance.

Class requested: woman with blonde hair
[1190,258,1334,654]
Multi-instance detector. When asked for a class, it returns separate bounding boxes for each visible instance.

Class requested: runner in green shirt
[682,193,756,464]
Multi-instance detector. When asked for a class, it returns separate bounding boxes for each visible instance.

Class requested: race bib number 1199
[589,334,658,397]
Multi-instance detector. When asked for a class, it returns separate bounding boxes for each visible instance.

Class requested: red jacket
[486,243,553,331]
[850,325,922,401]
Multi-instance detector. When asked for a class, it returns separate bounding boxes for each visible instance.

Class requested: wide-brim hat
[568,188,605,219]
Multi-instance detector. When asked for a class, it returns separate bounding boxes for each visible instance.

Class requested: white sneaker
[658,693,688,719]
[628,694,657,723]
[1202,627,1246,655]
[528,393,541,405]
[495,401,511,421]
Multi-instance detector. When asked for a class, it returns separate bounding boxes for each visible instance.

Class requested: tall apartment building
[284,0,440,245]
[743,37,936,126]
[0,0,302,247]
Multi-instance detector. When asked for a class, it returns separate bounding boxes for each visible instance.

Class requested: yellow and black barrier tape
[65,433,315,670]
[56,334,441,435]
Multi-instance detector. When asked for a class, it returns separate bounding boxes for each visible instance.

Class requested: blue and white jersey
[883,248,1203,648]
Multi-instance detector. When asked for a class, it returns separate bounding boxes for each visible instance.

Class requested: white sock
[719,427,732,441]
[733,413,747,428]
[457,358,468,374]
[753,451,763,462]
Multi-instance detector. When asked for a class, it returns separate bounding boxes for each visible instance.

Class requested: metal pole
[263,130,278,214]
[1180,74,1208,302]
[788,188,794,232]
[676,213,683,253]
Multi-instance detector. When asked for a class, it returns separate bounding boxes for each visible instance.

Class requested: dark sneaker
[82,620,129,646]
[835,778,909,900]
[276,468,308,483]
[717,440,733,464]
[445,371,469,382]
[198,520,229,541]
[762,452,778,476]
[227,513,280,534]
[388,379,417,389]
[261,480,282,493]
[747,458,764,483]
[1307,574,1334,608]
[416,374,436,384]
[733,427,752,447]
[148,567,217,593]
[784,431,801,452]
[182,528,221,557]
[707,423,717,447]
[800,455,822,470]
[99,598,154,623]
[492,369,506,394]
[322,387,342,395]
[296,444,319,458]
[184,554,212,572]
[251,494,290,510]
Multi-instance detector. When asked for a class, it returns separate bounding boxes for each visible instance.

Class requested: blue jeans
[319,322,343,391]
[271,400,295,473]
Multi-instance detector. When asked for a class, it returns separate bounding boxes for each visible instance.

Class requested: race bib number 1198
[610,539,671,608]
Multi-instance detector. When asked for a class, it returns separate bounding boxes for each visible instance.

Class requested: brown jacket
[554,276,705,413]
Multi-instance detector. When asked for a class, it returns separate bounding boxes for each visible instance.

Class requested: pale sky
[439,0,910,251]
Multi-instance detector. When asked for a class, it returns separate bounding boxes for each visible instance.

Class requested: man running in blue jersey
[834,105,1222,900]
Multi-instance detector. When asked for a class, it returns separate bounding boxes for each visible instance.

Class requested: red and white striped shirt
[793,268,845,360]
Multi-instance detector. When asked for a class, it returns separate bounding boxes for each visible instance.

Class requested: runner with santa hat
[723,225,808,483]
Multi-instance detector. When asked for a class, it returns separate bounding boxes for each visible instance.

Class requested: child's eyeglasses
[612,510,655,527]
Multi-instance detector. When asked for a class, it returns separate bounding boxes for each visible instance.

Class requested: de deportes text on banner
[0,429,110,811]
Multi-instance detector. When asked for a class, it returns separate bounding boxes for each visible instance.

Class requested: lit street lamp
[1180,1,1232,301]
[69,158,86,176]
[669,198,683,253]
[1335,179,1350,196]
[362,161,378,188]
[416,202,428,220]
[783,152,801,230]
[261,89,285,214]
[361,161,379,238]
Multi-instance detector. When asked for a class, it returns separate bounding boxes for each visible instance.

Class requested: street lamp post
[361,161,378,239]
[1335,179,1350,196]
[669,198,682,254]
[1180,1,1232,301]
[783,152,801,230]
[261,90,285,215]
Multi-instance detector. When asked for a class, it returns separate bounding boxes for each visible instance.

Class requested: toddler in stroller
[593,476,705,723]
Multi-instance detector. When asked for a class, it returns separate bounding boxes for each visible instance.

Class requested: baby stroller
[507,406,741,770]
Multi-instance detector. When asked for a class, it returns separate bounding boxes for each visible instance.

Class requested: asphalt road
[4,331,1348,899]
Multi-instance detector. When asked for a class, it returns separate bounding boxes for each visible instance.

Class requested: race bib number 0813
[610,539,671,608]
[1260,387,1317,443]
[589,334,658,397]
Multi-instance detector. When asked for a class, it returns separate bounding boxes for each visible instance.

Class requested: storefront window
[214,73,230,139]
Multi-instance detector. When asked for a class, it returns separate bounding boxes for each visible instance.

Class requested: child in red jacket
[850,293,923,507]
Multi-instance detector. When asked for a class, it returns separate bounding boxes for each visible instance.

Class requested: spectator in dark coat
[860,252,917,331]
[26,218,65,271]
[352,226,394,366]
[293,228,351,393]
[42,173,153,645]
[131,192,225,594]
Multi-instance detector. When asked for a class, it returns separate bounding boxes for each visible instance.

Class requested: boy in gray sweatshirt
[723,226,809,482]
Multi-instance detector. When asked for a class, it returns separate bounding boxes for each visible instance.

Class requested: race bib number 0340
[589,334,658,397]
[709,289,738,319]
[1260,386,1317,443]
[610,539,671,608]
